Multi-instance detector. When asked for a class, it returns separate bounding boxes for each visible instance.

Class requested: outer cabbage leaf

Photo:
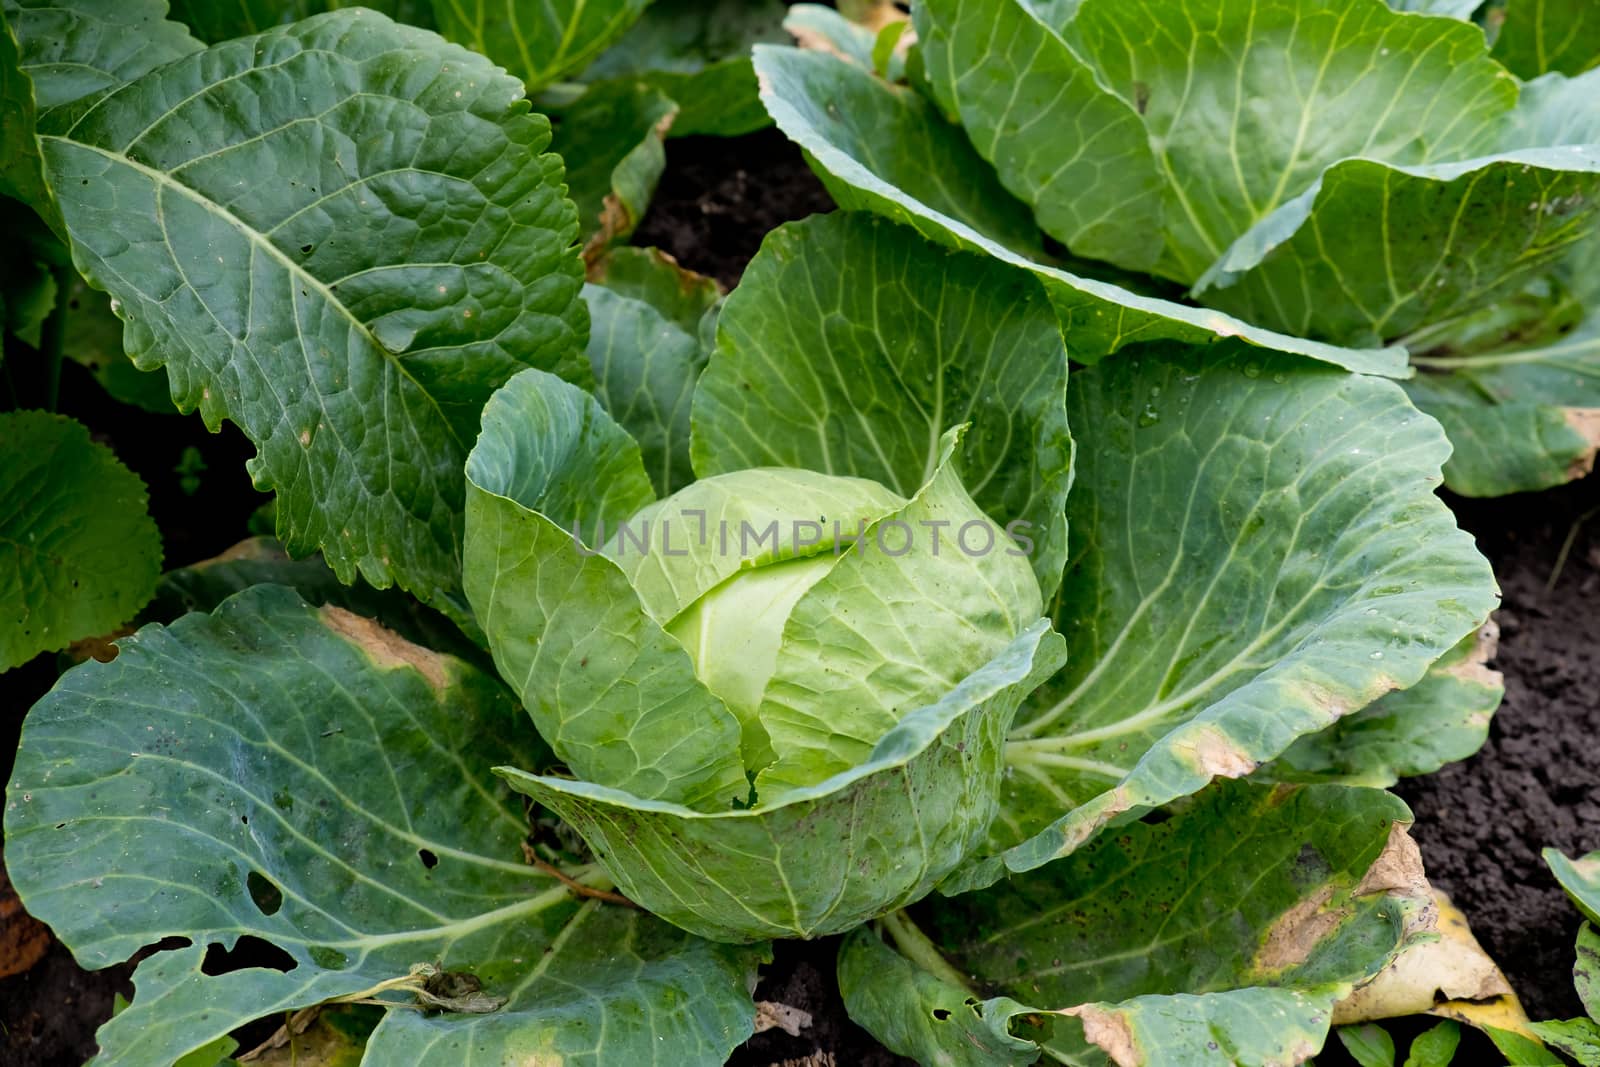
[753,44,1406,374]
[499,618,1065,943]
[1271,622,1503,787]
[21,8,587,611]
[1549,849,1600,924]
[580,0,789,138]
[4,0,201,110]
[462,368,750,809]
[692,213,1074,599]
[0,411,161,669]
[844,782,1434,1066]
[583,249,723,497]
[963,345,1496,885]
[1492,0,1600,77]
[1195,150,1600,346]
[3,585,765,1066]
[914,0,1165,272]
[432,0,650,92]
[1061,0,1514,283]
[1379,74,1600,496]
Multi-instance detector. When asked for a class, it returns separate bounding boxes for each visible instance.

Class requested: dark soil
[3,86,1598,1067]
[1396,477,1600,1023]
[633,127,835,291]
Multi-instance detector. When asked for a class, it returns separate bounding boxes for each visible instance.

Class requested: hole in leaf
[246,871,283,916]
[418,848,439,870]
[931,1008,951,1021]
[300,244,314,254]
[240,814,249,825]
[201,936,297,976]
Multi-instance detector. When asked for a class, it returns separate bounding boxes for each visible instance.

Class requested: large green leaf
[0,411,162,670]
[965,345,1496,884]
[752,44,1406,374]
[844,781,1433,1066]
[1195,148,1600,346]
[1549,849,1600,924]
[580,0,789,137]
[1272,622,1503,787]
[914,0,1165,272]
[431,0,651,92]
[4,585,765,1065]
[462,367,751,809]
[21,8,587,610]
[692,212,1074,600]
[500,618,1065,942]
[1062,0,1515,283]
[5,0,202,109]
[1492,0,1600,77]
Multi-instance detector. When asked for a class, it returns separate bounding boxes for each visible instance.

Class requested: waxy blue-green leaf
[914,0,1165,272]
[1272,623,1503,787]
[551,80,677,252]
[1492,0,1600,77]
[500,619,1065,942]
[583,252,722,498]
[4,0,201,110]
[1062,0,1516,283]
[3,585,766,1065]
[753,44,1406,374]
[836,927,1038,1067]
[1549,849,1600,924]
[432,0,650,92]
[580,0,789,138]
[0,411,162,670]
[463,368,751,809]
[693,213,1074,600]
[846,782,1432,1066]
[1195,148,1600,347]
[22,8,588,611]
[965,346,1496,883]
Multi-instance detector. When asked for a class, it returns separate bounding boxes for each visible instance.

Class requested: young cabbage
[607,464,1044,798]
[465,370,1064,940]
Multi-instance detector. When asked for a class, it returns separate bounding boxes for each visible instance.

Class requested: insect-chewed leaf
[843,781,1434,1066]
[3,585,764,1066]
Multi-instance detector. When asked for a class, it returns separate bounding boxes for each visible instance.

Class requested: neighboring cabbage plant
[759,0,1600,497]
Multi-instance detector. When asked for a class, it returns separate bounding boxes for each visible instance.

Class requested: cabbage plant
[759,0,1600,498]
[1,2,1510,1064]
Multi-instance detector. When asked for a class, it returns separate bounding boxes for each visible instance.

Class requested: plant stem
[879,909,975,993]
[39,263,72,412]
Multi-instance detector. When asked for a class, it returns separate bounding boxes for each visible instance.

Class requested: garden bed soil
[3,129,1598,1067]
